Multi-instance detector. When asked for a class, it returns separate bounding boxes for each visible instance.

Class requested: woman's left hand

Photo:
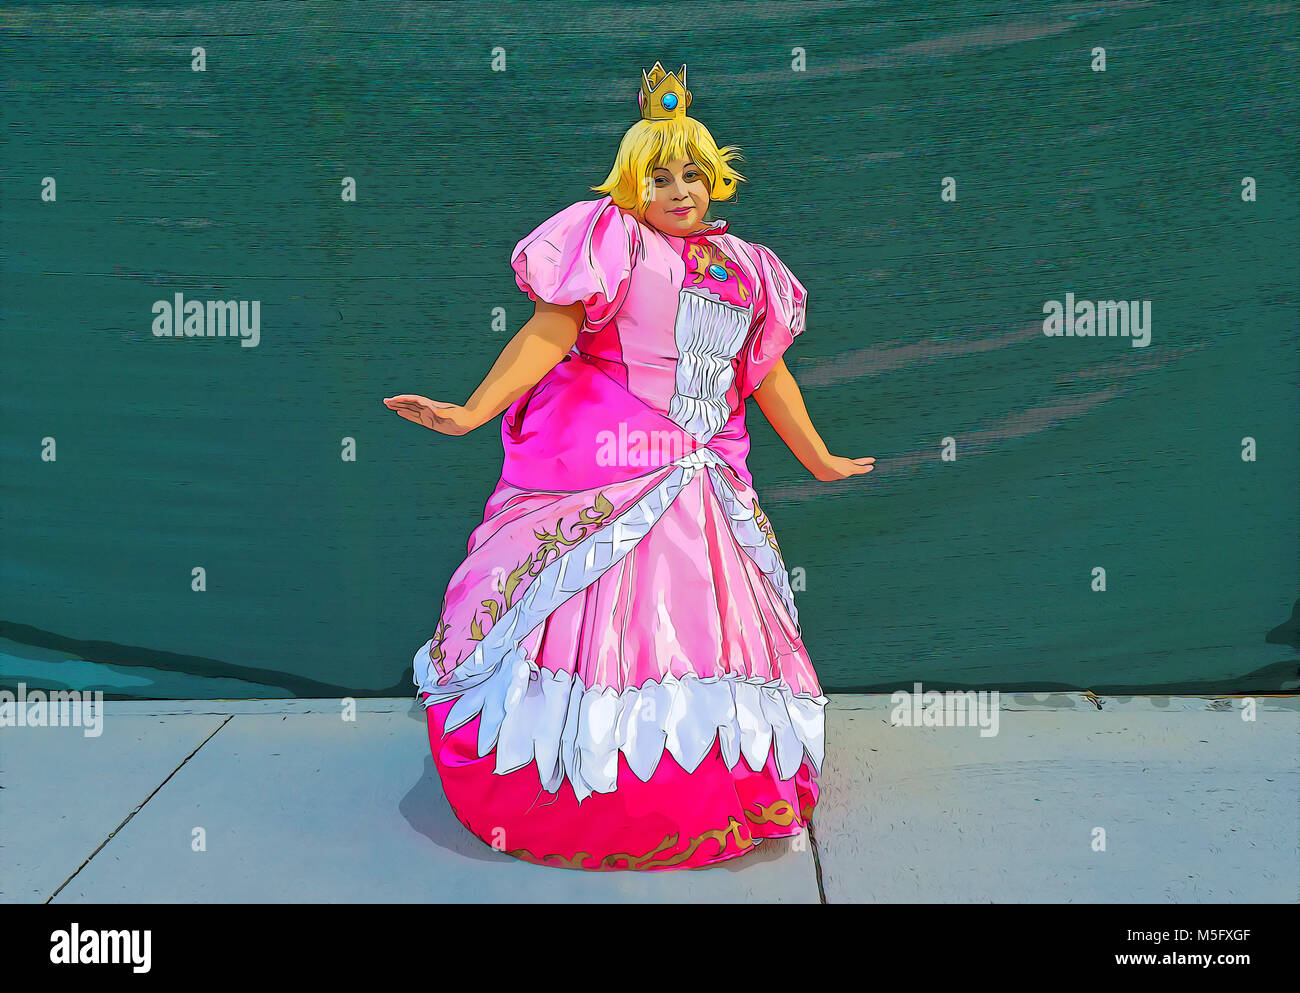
[810,455,874,481]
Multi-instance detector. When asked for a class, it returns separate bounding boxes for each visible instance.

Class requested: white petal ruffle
[415,641,826,804]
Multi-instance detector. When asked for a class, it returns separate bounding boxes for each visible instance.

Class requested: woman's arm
[384,300,585,435]
[752,358,874,481]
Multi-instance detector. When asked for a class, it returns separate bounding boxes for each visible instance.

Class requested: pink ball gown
[412,194,825,870]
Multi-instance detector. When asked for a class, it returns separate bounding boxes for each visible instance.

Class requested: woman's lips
[668,207,692,215]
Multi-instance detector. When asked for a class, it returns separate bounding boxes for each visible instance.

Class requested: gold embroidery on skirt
[431,491,616,656]
[505,849,595,870]
[744,799,797,827]
[507,815,753,871]
[598,833,680,870]
[752,499,781,554]
[470,492,615,641]
[427,601,450,674]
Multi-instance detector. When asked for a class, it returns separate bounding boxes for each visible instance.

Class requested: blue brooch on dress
[685,243,749,304]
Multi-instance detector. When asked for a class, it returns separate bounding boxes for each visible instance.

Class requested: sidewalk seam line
[807,817,827,904]
[43,714,235,903]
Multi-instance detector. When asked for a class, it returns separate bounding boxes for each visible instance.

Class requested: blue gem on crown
[661,93,678,110]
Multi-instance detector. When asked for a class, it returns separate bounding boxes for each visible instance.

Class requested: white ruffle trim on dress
[412,447,823,804]
[666,290,751,444]
[422,649,826,803]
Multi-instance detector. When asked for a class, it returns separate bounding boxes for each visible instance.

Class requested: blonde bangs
[592,117,746,219]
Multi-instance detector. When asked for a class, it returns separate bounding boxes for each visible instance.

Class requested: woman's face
[643,155,711,236]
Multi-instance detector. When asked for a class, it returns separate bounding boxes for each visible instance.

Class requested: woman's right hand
[382,395,478,436]
[810,454,874,481]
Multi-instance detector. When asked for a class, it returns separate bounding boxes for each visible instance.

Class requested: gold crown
[640,61,692,121]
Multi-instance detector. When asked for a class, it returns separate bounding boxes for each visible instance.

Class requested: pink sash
[499,352,754,493]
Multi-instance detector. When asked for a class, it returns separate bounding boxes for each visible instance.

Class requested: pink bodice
[510,195,807,446]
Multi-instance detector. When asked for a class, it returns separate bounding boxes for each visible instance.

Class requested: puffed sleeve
[510,195,638,330]
[735,242,808,398]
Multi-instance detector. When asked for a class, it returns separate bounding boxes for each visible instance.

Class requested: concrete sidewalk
[2,693,1296,903]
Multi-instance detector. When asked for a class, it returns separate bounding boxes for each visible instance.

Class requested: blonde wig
[591,116,746,220]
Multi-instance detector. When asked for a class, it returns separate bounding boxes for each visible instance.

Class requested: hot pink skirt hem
[423,694,818,871]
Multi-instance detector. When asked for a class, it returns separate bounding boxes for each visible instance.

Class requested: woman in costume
[385,62,873,871]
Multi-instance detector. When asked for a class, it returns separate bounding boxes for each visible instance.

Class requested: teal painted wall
[2,1,1296,697]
